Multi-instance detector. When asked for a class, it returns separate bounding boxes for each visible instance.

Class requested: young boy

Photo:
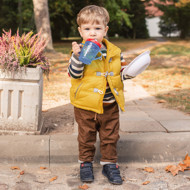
[68,5,130,185]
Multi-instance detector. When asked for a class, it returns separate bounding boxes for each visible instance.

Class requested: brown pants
[74,102,120,163]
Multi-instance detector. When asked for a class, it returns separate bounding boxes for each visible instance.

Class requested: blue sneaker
[80,162,94,182]
[102,164,123,185]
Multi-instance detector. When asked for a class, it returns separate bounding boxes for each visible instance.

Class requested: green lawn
[151,44,190,56]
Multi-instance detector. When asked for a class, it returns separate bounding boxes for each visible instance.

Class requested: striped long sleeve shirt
[68,45,132,104]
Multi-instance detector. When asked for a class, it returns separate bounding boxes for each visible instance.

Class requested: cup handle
[93,51,102,60]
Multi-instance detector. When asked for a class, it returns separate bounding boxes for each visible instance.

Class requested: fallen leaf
[10,166,20,170]
[142,84,149,88]
[144,167,154,173]
[42,110,48,112]
[40,167,47,170]
[184,154,190,167]
[174,83,182,88]
[78,184,89,189]
[168,165,179,176]
[20,171,24,175]
[142,181,150,185]
[158,99,167,103]
[165,154,190,176]
[165,165,173,172]
[178,163,187,172]
[49,176,58,182]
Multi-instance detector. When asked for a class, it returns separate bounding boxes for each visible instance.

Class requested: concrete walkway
[1,79,190,166]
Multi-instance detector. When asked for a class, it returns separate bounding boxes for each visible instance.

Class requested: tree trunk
[32,0,54,51]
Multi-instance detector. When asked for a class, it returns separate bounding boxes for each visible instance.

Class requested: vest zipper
[114,88,119,96]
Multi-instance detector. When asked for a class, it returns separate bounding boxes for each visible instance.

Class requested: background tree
[125,0,149,39]
[0,0,149,40]
[48,0,132,40]
[159,17,178,37]
[49,0,74,41]
[156,0,190,39]
[32,0,53,50]
[103,0,132,37]
[0,0,34,34]
[65,0,132,38]
[48,0,105,40]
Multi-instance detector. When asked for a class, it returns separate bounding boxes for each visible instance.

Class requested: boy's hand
[72,42,82,57]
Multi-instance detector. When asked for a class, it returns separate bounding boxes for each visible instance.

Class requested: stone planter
[0,67,43,134]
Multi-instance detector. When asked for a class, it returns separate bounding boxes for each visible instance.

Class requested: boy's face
[78,21,108,44]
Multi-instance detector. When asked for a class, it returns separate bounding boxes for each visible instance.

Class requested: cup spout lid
[86,38,101,48]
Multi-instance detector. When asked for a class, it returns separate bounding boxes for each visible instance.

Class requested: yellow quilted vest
[70,38,125,114]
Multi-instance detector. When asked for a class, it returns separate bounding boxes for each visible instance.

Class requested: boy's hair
[77,5,110,27]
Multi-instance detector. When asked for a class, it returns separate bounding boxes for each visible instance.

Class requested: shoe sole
[102,170,122,185]
[80,177,94,182]
[81,179,94,182]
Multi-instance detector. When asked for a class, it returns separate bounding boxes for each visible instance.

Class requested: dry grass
[134,40,190,114]
[43,52,71,110]
[110,38,157,52]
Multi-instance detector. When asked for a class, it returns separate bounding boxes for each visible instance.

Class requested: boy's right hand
[72,41,82,57]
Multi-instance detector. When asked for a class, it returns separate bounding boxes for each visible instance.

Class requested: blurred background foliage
[0,0,190,40]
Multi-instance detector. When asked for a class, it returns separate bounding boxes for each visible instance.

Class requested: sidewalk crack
[134,102,169,133]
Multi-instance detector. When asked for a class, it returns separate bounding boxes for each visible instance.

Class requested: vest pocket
[74,82,83,98]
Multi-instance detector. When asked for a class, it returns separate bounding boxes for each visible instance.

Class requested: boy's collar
[102,38,120,57]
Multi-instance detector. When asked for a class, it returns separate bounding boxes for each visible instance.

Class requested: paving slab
[120,110,154,121]
[160,120,190,132]
[142,108,190,121]
[123,80,190,133]
[120,120,166,132]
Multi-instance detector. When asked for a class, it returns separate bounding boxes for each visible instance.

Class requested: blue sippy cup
[79,39,102,65]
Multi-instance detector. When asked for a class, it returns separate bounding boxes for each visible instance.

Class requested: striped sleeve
[68,53,84,79]
[120,53,134,81]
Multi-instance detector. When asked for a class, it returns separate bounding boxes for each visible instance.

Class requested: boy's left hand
[72,41,82,57]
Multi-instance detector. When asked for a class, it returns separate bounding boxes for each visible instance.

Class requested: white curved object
[123,50,151,77]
